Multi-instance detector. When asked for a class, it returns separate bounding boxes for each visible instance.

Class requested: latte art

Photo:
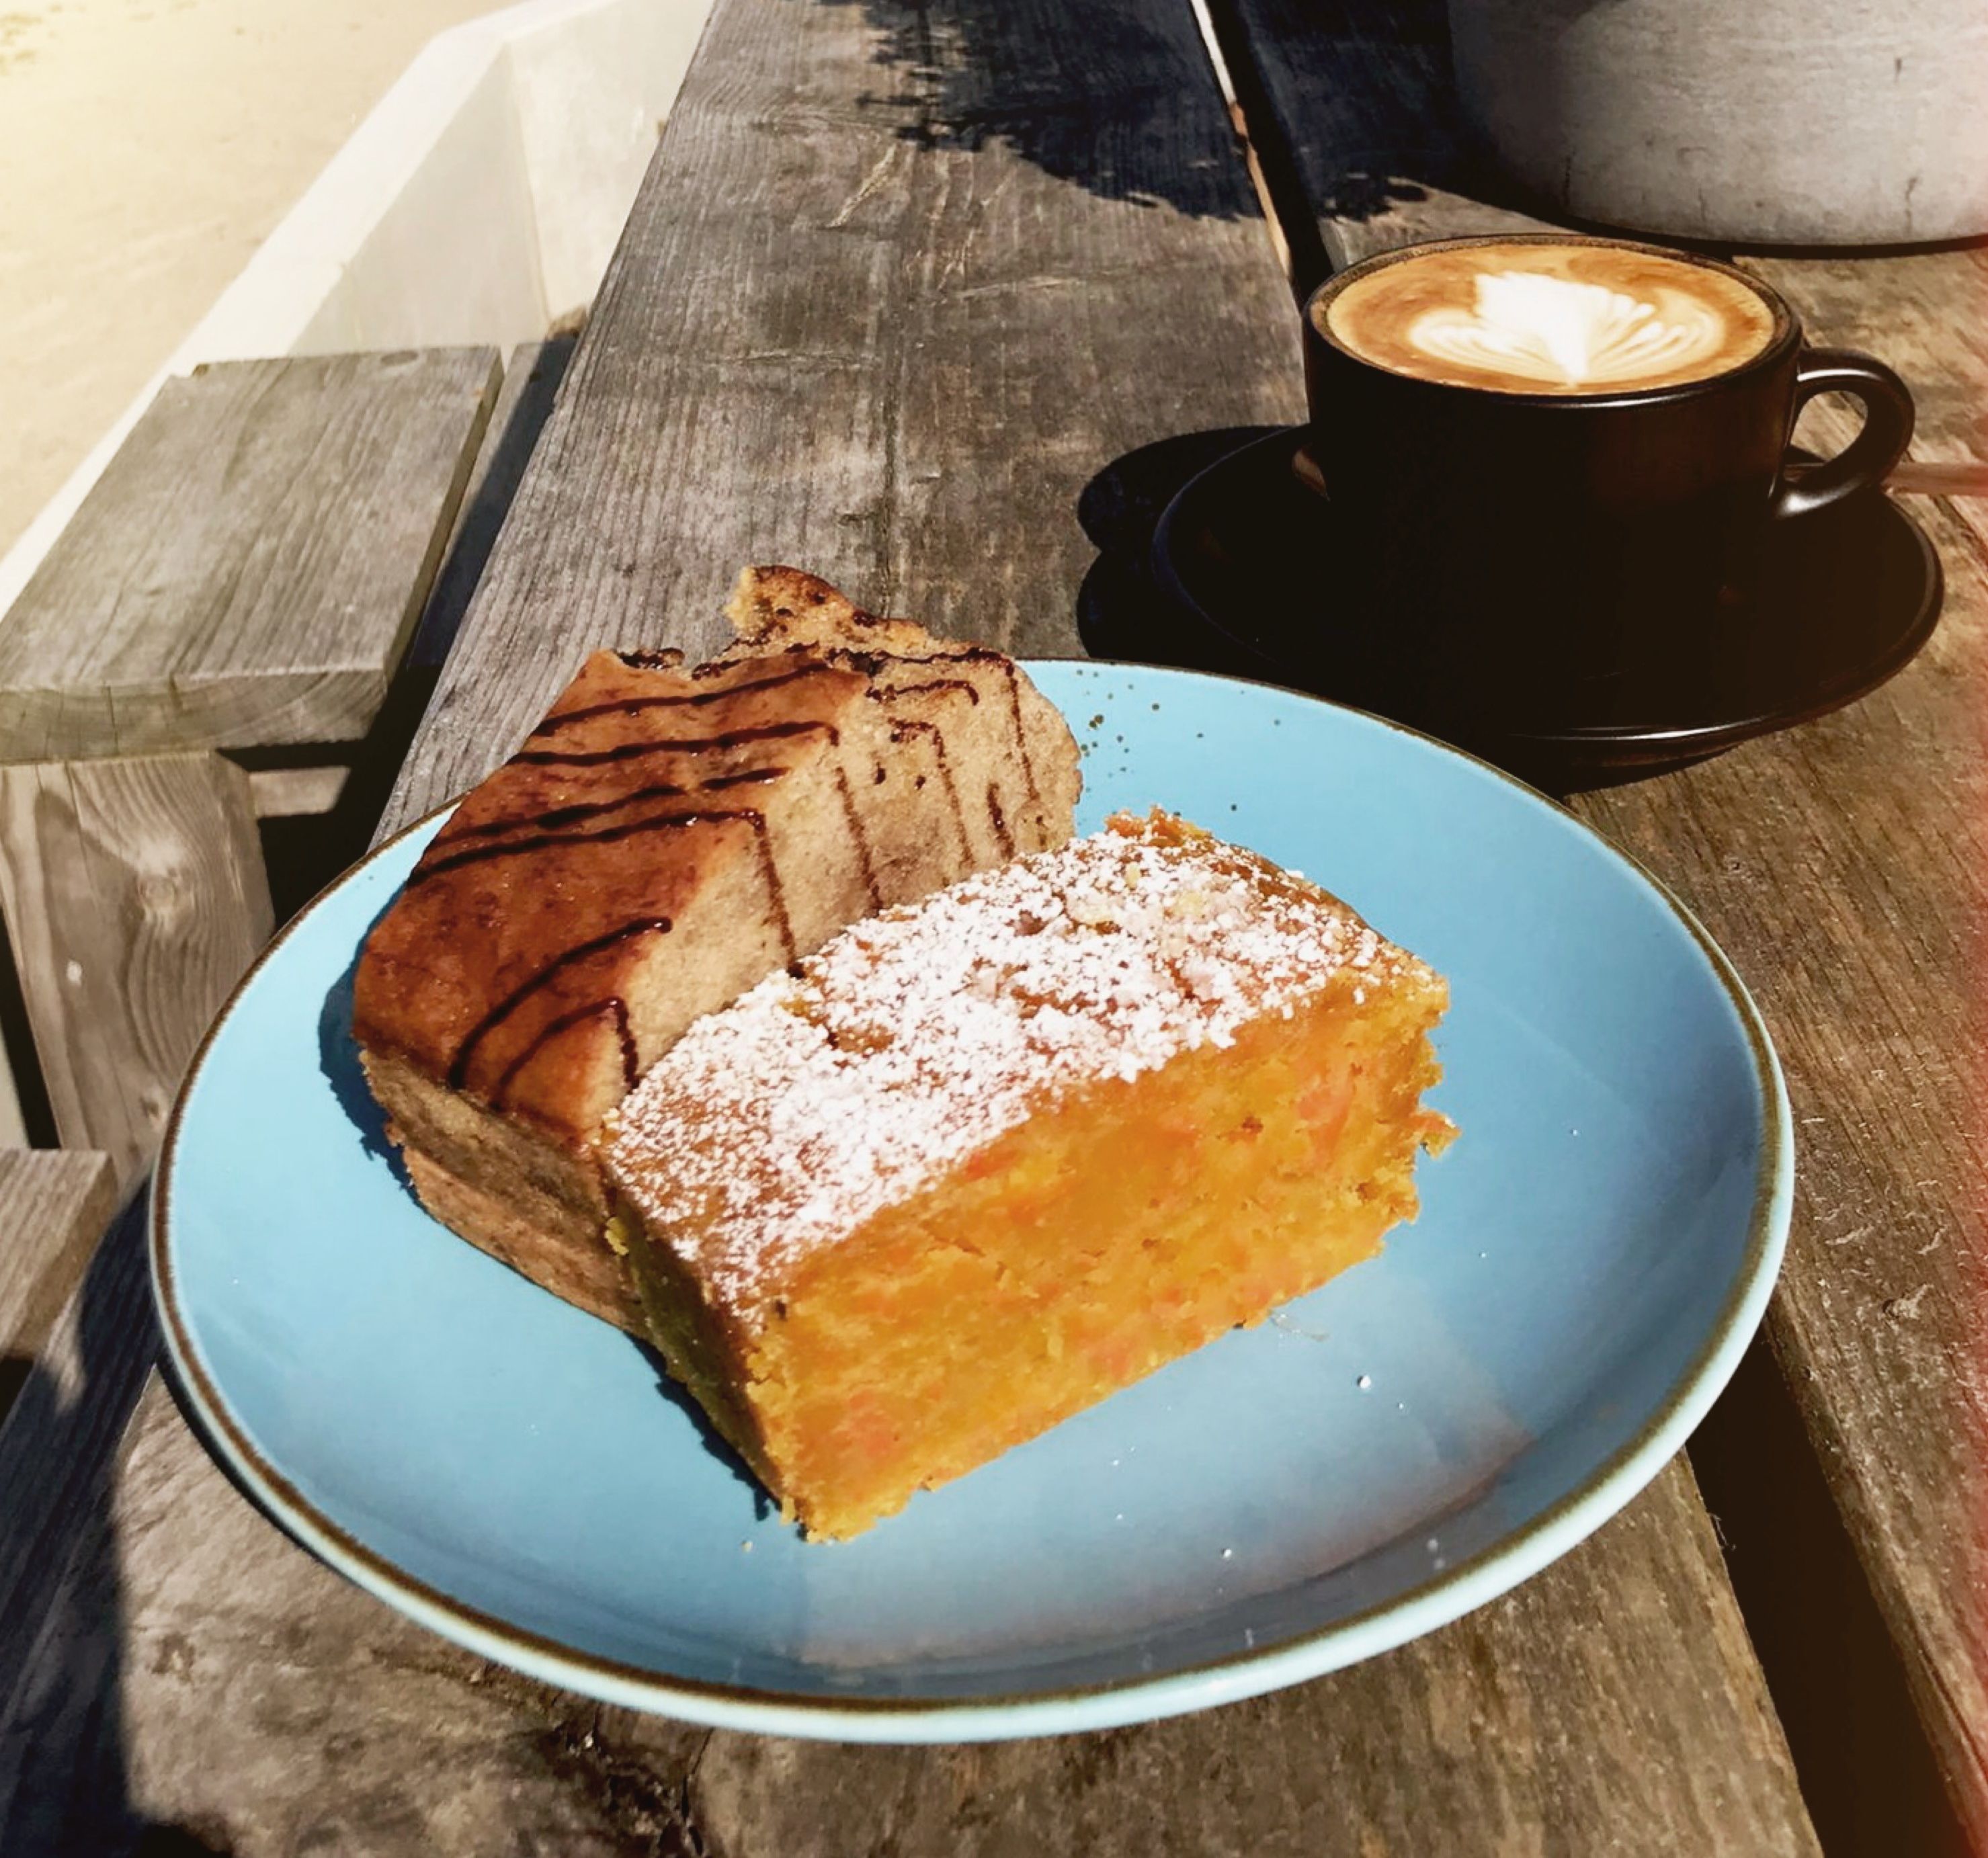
[1408,271,1729,389]
[1319,240,1782,396]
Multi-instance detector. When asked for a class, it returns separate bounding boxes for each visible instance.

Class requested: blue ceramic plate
[154,662,1790,1741]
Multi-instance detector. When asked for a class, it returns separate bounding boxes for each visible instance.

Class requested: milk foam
[1407,270,1729,389]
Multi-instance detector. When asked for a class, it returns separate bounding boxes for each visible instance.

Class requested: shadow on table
[1692,1339,1974,1858]
[1194,0,1589,304]
[1074,424,1288,677]
[1071,425,1598,798]
[0,1193,229,1855]
[819,0,1253,220]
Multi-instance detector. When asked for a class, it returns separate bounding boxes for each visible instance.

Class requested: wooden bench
[0,345,499,1146]
[0,336,602,1854]
[0,349,507,1821]
[0,756,271,1191]
[0,351,500,764]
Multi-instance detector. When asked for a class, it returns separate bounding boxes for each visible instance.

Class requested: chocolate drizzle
[439,767,786,849]
[869,679,981,706]
[512,720,836,769]
[447,916,674,1090]
[841,646,1042,834]
[888,720,970,864]
[987,658,1043,825]
[986,785,1013,860]
[531,663,836,735]
[439,800,798,1101]
[751,814,798,966]
[832,765,882,911]
[402,648,845,1102]
[374,619,1065,1126]
[409,808,781,886]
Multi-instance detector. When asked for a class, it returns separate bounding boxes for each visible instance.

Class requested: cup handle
[1771,349,1915,521]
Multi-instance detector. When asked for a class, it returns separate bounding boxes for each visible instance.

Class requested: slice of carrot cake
[604,810,1454,1539]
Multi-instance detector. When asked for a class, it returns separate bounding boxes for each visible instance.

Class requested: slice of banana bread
[354,573,1081,1330]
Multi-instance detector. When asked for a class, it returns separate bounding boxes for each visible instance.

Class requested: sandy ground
[0,0,501,560]
[0,0,501,1137]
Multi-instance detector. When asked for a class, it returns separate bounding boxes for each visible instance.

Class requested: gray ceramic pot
[1448,0,1988,244]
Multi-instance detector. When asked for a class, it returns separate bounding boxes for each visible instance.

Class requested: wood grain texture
[378,0,1301,834]
[0,755,274,1190]
[0,1150,116,1428]
[0,351,500,761]
[1581,494,1988,1842]
[410,338,577,675]
[0,1,1813,1847]
[0,1053,24,1152]
[1742,248,1988,472]
[0,1408,1818,1857]
[1214,0,1988,1836]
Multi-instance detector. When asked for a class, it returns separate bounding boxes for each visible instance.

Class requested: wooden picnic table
[1,0,1980,1851]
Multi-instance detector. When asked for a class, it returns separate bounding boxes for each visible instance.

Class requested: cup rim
[1301,233,1803,407]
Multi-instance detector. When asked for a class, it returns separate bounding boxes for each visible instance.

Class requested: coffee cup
[1298,235,1915,732]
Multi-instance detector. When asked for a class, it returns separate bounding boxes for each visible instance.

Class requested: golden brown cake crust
[356,579,1084,1140]
[723,566,1083,845]
[351,647,873,1143]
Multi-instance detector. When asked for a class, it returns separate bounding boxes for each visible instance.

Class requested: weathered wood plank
[1581,493,1988,1844]
[0,1,1812,1848]
[0,1150,117,1429]
[0,1421,1818,1856]
[1741,248,1988,471]
[410,337,577,675]
[0,351,500,761]
[1212,0,1988,1840]
[378,0,1304,832]
[0,755,274,1190]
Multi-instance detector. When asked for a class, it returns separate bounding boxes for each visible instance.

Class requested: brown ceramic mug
[1298,235,1915,730]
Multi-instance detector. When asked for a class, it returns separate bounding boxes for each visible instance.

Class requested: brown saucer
[1148,427,1942,787]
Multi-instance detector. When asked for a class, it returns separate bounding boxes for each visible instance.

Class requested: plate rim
[151,659,1793,1742]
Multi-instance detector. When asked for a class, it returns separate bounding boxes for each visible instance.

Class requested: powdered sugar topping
[605,814,1427,1318]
